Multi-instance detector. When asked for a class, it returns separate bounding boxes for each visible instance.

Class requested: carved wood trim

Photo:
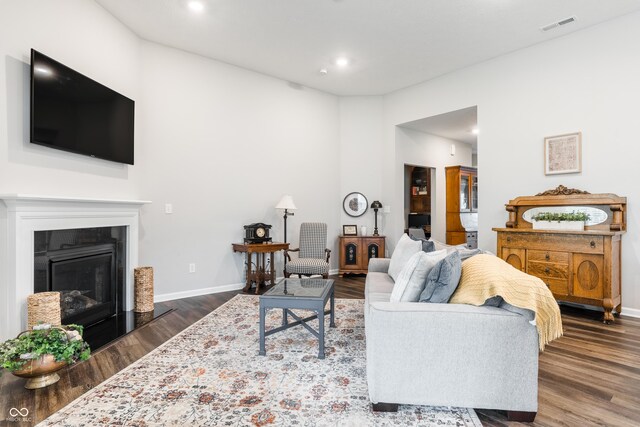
[536,185,590,196]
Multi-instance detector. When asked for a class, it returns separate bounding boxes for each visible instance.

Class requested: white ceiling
[95,0,640,96]
[399,106,477,149]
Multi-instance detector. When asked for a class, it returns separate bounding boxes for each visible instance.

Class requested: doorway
[396,106,477,244]
[404,164,433,238]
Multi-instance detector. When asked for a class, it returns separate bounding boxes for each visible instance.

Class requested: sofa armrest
[365,301,538,411]
[368,258,391,273]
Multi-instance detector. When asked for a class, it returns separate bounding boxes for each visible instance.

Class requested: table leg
[243,252,252,293]
[318,307,325,359]
[269,251,276,285]
[259,306,266,356]
[282,309,288,326]
[256,253,263,294]
[330,288,336,328]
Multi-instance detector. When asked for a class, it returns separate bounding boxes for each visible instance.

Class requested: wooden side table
[232,242,290,294]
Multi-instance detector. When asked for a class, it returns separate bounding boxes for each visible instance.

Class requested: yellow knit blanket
[450,254,563,351]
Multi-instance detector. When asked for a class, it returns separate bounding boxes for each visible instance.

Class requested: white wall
[0,1,341,303]
[137,42,340,297]
[0,0,141,197]
[4,1,640,315]
[381,11,640,313]
[395,127,473,242]
[338,97,385,242]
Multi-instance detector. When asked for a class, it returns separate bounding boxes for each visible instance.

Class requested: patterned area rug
[40,295,481,426]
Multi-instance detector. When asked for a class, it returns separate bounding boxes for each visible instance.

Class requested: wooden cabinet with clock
[338,236,385,276]
[493,186,626,323]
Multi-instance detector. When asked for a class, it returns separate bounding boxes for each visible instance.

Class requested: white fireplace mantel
[0,194,151,341]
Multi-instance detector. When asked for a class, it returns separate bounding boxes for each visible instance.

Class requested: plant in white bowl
[531,211,591,231]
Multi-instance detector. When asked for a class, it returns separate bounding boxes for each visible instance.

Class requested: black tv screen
[30,49,135,165]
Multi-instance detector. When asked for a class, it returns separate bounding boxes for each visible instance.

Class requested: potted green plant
[531,211,591,231]
[0,324,91,389]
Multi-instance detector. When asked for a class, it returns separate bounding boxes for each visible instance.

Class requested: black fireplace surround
[34,227,127,327]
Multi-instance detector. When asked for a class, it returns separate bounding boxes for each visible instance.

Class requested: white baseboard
[155,271,341,304]
[154,282,245,303]
[621,306,640,319]
[329,268,339,275]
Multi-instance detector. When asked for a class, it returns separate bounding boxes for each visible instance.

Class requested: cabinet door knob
[506,236,511,243]
[544,268,550,274]
[545,254,550,261]
[590,241,596,248]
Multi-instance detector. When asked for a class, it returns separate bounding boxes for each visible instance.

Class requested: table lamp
[371,200,383,236]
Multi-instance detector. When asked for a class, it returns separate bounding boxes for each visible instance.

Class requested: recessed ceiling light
[335,57,349,67]
[188,1,205,13]
[319,68,328,75]
[471,128,479,135]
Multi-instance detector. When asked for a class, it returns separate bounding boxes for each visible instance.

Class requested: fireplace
[0,195,150,342]
[34,227,126,327]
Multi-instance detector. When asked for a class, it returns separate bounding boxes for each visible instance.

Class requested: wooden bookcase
[338,236,385,276]
[493,186,626,323]
[445,165,477,245]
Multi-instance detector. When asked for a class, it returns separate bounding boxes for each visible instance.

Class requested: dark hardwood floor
[2,274,640,426]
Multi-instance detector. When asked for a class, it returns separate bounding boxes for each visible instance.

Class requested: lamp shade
[276,195,297,210]
[370,200,383,209]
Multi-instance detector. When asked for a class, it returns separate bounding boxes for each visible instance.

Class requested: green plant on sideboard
[531,211,591,222]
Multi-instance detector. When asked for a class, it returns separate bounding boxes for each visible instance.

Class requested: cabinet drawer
[542,278,570,297]
[528,250,569,263]
[500,233,604,254]
[527,261,570,280]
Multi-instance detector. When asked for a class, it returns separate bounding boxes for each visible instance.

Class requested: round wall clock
[343,192,368,217]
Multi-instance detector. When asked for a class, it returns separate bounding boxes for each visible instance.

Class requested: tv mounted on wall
[30,49,135,165]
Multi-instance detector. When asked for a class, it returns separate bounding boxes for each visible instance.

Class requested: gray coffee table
[259,278,335,359]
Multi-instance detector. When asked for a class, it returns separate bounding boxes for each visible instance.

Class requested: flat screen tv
[30,49,135,165]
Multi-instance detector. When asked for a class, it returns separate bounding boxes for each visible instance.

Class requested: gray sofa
[364,258,539,422]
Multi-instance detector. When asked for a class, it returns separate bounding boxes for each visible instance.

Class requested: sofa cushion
[388,234,422,281]
[420,251,462,303]
[390,250,447,302]
[365,272,396,295]
[409,234,436,253]
[428,238,482,260]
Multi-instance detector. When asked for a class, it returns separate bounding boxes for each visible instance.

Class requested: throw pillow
[500,300,536,324]
[408,234,436,253]
[483,295,503,307]
[389,250,447,302]
[388,234,422,281]
[420,251,462,303]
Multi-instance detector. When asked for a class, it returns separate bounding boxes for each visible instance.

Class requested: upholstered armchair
[284,222,331,279]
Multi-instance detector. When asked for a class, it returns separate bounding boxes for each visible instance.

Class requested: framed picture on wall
[343,192,368,217]
[544,132,582,175]
[343,225,358,236]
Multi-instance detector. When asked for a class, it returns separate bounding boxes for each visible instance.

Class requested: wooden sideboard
[338,236,385,276]
[493,186,626,323]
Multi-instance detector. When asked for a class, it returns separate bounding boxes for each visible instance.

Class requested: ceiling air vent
[541,15,577,32]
